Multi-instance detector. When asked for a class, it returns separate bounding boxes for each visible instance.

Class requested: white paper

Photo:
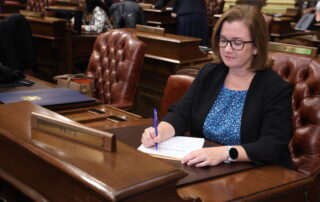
[137,136,205,160]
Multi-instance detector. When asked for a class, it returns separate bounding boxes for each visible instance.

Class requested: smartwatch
[224,146,238,163]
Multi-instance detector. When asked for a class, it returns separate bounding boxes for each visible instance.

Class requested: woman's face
[219,20,257,71]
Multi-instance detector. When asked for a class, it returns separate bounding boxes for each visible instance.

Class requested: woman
[316,1,320,22]
[154,0,209,46]
[141,5,293,168]
[82,0,113,33]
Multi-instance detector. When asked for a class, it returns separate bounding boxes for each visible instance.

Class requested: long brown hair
[212,5,269,71]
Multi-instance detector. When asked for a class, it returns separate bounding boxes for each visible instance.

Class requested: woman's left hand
[181,146,228,167]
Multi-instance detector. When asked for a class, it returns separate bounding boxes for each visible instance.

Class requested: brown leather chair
[269,51,320,201]
[160,74,194,119]
[161,51,320,200]
[86,29,146,110]
[26,0,54,16]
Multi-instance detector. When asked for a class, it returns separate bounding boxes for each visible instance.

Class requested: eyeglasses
[217,36,253,50]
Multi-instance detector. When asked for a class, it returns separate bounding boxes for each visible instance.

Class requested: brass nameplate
[31,112,116,152]
[136,25,165,35]
[268,42,317,57]
[19,10,43,18]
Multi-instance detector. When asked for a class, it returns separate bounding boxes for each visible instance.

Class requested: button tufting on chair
[86,29,145,110]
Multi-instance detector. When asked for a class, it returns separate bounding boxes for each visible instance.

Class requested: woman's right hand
[141,121,175,147]
[141,127,161,147]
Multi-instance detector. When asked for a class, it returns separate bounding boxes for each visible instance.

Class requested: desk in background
[270,16,318,44]
[141,6,176,34]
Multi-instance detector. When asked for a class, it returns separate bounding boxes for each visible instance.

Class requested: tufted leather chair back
[269,52,320,177]
[26,0,54,13]
[86,29,145,109]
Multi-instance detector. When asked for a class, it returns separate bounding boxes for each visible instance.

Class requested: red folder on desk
[0,88,96,106]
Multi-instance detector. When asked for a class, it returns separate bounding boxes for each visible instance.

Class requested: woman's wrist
[158,121,175,141]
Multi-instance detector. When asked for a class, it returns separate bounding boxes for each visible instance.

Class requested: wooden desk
[142,7,176,34]
[270,17,318,43]
[124,28,212,117]
[0,97,317,201]
[126,28,209,64]
[270,16,295,40]
[0,13,67,40]
[0,101,189,201]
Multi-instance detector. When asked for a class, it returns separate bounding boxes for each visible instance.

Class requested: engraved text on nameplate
[31,112,116,152]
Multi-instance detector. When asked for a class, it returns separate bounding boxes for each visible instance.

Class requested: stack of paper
[137,136,205,161]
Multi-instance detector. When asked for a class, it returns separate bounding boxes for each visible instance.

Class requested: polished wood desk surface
[126,27,202,43]
[47,5,81,11]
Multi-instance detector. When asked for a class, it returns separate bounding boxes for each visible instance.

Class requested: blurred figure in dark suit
[154,0,209,46]
[109,0,146,28]
[0,14,37,74]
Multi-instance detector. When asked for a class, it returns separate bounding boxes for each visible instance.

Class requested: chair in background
[86,29,146,110]
[160,51,320,201]
[25,0,54,16]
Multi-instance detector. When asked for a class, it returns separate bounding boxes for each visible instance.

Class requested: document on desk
[137,136,205,161]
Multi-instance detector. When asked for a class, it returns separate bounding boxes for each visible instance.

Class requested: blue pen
[153,108,158,150]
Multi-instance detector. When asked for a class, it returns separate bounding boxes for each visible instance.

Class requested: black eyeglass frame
[217,36,254,50]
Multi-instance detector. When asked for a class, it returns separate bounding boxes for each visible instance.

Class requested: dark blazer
[0,14,37,72]
[154,0,206,15]
[163,63,293,168]
[109,1,146,28]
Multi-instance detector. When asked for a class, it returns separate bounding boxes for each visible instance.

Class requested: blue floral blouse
[203,86,247,145]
